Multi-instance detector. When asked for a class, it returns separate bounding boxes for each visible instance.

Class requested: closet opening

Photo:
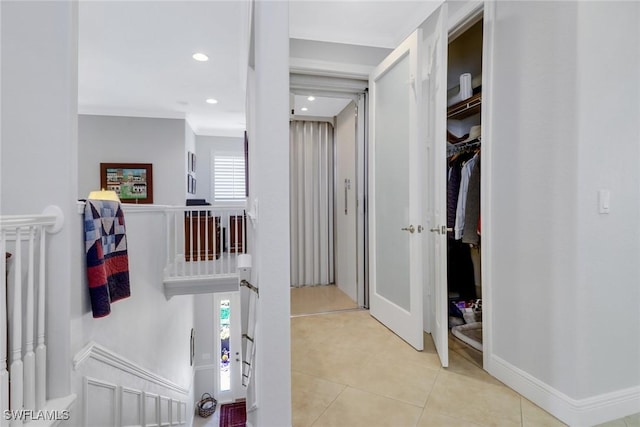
[288,83,368,317]
[445,13,484,363]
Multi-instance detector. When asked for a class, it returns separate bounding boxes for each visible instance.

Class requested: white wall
[1,0,78,399]
[78,115,186,205]
[489,0,581,396]
[574,0,640,401]
[70,208,195,423]
[486,1,640,423]
[194,135,244,203]
[335,101,358,301]
[245,1,291,425]
[193,294,215,400]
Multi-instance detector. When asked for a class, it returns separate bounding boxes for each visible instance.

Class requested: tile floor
[290,287,639,427]
[291,284,359,316]
[196,286,638,426]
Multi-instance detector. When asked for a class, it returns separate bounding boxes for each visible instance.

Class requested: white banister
[23,228,36,412]
[36,228,46,410]
[10,228,24,427]
[0,206,63,420]
[163,205,247,279]
[162,205,248,298]
[0,230,9,425]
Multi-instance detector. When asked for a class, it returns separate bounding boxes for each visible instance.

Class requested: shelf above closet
[447,92,481,120]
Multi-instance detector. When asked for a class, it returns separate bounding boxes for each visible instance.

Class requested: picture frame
[188,151,196,174]
[187,174,197,195]
[190,328,195,366]
[100,163,154,204]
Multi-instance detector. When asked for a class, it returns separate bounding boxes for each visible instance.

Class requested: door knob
[430,225,453,234]
[401,225,415,233]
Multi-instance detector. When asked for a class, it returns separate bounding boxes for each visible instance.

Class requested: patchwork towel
[84,199,131,318]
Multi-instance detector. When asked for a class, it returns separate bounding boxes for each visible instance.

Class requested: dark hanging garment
[447,164,461,239]
[447,239,476,300]
[462,156,481,246]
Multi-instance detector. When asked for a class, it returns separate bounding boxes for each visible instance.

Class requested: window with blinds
[212,152,246,202]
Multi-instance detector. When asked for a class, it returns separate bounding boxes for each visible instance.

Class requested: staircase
[0,207,75,426]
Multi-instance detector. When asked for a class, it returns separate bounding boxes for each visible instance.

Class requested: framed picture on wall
[100,163,153,204]
[187,174,196,195]
[188,151,196,174]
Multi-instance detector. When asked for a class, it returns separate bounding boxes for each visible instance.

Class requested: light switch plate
[598,189,610,214]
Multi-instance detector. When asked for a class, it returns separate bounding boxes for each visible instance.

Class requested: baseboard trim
[488,354,640,426]
[73,341,189,395]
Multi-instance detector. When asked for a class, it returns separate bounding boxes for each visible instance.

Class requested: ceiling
[292,94,352,118]
[78,1,443,136]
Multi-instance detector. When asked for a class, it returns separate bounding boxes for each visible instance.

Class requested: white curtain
[290,120,335,287]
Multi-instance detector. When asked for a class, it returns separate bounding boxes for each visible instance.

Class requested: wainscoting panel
[160,396,171,426]
[121,386,143,427]
[171,399,179,425]
[84,377,118,427]
[144,392,160,427]
[179,401,187,424]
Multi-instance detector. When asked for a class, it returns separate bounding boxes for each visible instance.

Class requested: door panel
[424,4,449,367]
[369,30,423,350]
[374,53,411,310]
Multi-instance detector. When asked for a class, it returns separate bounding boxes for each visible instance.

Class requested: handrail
[0,215,58,228]
[0,205,64,234]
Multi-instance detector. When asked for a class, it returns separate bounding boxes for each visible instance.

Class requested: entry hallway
[290,310,640,427]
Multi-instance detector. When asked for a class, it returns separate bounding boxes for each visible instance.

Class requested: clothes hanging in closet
[454,153,478,240]
[447,151,475,239]
[462,156,481,246]
[447,149,480,300]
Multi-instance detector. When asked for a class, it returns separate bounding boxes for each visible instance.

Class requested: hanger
[87,189,120,202]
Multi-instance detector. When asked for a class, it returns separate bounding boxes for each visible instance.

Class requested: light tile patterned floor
[291,284,359,316]
[290,308,638,427]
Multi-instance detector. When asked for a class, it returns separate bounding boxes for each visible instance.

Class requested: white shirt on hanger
[454,153,478,240]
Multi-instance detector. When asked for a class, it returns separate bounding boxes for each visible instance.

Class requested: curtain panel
[290,121,335,287]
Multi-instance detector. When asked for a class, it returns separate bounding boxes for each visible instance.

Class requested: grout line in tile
[308,384,348,427]
[346,382,426,410]
[291,368,349,388]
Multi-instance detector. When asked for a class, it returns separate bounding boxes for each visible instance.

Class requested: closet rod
[447,139,481,157]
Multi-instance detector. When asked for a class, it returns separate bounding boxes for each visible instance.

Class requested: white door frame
[443,0,495,369]
[356,92,368,308]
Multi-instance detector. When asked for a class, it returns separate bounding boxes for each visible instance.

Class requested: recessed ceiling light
[301,107,308,112]
[206,98,218,104]
[192,53,209,62]
[307,96,315,101]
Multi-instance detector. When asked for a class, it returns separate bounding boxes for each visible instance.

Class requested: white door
[424,4,449,367]
[369,30,424,350]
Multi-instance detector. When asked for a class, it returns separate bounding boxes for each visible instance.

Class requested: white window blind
[212,152,246,202]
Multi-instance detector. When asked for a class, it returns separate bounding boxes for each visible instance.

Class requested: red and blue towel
[84,200,131,318]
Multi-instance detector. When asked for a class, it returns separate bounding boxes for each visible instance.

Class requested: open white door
[368,30,424,350]
[424,4,449,367]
